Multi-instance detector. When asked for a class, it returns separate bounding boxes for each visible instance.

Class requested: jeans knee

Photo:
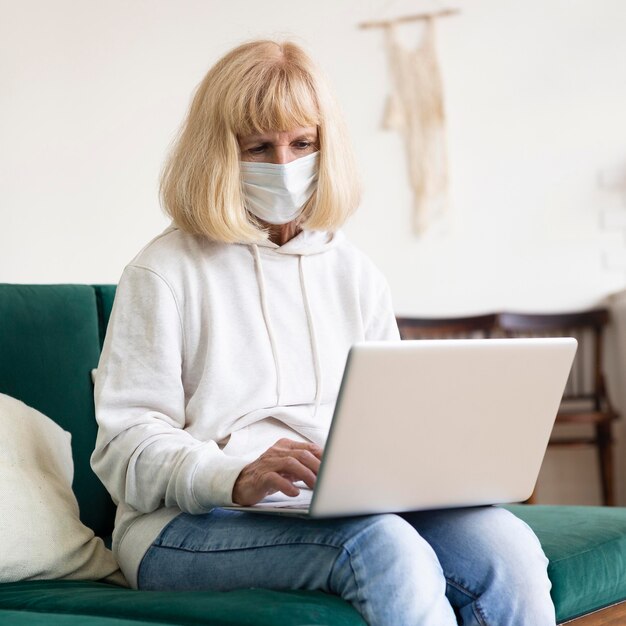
[411,507,555,625]
[490,509,550,582]
[357,514,441,565]
[472,508,554,623]
[335,514,446,595]
[330,515,455,626]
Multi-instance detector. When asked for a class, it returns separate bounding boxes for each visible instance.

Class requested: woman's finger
[263,471,301,497]
[291,449,321,475]
[273,438,324,460]
[270,456,317,489]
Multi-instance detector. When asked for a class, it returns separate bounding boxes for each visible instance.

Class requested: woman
[91,40,556,625]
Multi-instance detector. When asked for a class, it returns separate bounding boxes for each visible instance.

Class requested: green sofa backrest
[0,284,118,538]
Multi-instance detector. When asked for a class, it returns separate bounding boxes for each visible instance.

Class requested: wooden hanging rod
[359,8,460,29]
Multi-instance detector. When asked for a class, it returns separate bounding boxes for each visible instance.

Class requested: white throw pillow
[0,393,126,585]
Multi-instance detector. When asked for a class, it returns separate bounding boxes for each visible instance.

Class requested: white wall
[2,0,626,503]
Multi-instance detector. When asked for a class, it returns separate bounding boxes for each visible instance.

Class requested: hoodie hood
[253,229,344,256]
[165,220,342,257]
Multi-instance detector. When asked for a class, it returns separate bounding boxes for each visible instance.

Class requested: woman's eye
[248,144,267,154]
[294,141,311,150]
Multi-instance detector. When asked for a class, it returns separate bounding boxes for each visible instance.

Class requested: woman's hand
[232,438,323,506]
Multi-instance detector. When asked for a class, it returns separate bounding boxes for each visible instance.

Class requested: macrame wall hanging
[361,8,459,235]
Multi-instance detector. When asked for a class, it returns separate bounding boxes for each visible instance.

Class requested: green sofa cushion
[0,284,115,538]
[505,504,626,622]
[93,285,117,350]
[0,581,366,626]
[0,609,176,626]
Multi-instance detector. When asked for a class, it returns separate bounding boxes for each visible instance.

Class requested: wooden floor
[561,602,626,625]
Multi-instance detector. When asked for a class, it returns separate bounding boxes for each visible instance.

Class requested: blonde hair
[160,40,361,243]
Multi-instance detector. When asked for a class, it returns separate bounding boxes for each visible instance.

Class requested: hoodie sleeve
[364,280,401,342]
[90,264,249,514]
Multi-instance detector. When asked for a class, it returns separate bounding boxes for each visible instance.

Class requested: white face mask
[240,151,319,225]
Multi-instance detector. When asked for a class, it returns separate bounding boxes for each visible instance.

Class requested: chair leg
[596,422,615,506]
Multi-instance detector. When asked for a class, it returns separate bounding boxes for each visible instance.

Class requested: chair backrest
[396,314,498,340]
[498,309,611,410]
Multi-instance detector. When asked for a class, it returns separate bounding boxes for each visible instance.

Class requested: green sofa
[1,283,626,625]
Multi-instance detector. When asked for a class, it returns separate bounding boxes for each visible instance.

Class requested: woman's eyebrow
[239,132,318,147]
[240,136,267,145]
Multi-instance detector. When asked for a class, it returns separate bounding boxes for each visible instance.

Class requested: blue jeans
[137,506,556,625]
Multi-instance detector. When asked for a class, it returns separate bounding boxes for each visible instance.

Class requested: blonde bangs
[226,53,321,136]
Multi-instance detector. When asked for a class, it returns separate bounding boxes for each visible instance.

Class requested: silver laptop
[228,338,577,517]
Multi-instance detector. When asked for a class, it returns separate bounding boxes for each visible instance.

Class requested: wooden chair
[498,309,618,506]
[396,313,498,340]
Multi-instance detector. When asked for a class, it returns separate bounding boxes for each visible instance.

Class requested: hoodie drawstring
[253,244,283,404]
[252,244,323,416]
[299,255,323,416]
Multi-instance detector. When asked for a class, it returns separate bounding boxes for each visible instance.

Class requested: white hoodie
[91,223,400,587]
